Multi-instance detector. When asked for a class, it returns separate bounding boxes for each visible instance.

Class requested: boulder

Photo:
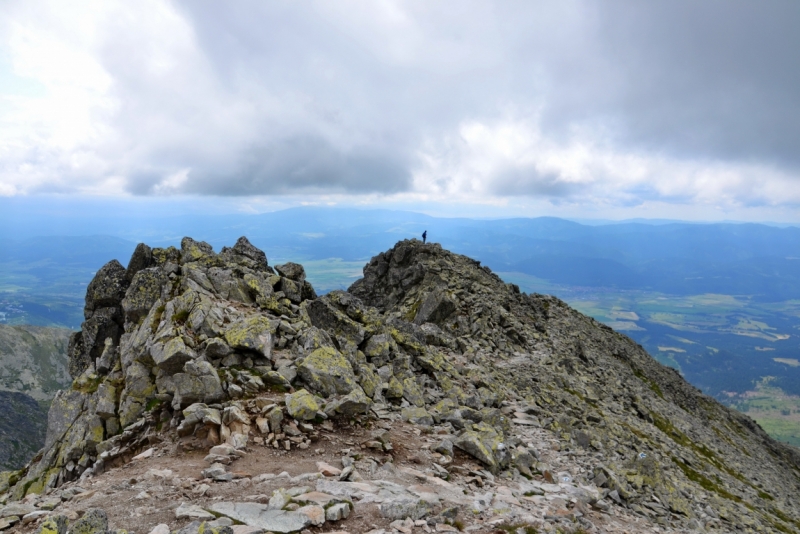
[172,360,224,406]
[208,502,312,534]
[402,407,433,426]
[122,267,167,327]
[224,316,274,358]
[285,389,320,421]
[85,260,128,315]
[150,337,196,374]
[68,508,107,534]
[297,347,359,397]
[304,299,365,346]
[275,262,306,282]
[181,237,215,264]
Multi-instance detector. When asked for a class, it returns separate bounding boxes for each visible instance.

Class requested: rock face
[0,324,72,402]
[0,391,48,470]
[0,324,72,470]
[3,237,800,533]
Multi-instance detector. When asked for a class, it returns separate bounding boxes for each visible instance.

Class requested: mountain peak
[3,237,799,533]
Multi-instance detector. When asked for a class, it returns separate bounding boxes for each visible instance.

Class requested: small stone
[317,461,342,477]
[285,390,320,421]
[148,525,170,534]
[297,505,325,527]
[326,503,351,522]
[132,448,155,460]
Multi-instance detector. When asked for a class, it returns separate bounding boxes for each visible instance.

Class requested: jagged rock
[334,387,371,417]
[275,262,306,282]
[122,267,167,327]
[402,407,433,426]
[285,389,320,421]
[35,514,68,534]
[204,338,233,359]
[297,347,358,397]
[69,508,107,534]
[224,317,274,358]
[379,497,435,520]
[325,503,351,521]
[172,360,224,406]
[95,383,117,419]
[176,502,216,520]
[150,337,196,374]
[304,298,365,346]
[7,236,800,534]
[85,261,128,316]
[208,502,312,533]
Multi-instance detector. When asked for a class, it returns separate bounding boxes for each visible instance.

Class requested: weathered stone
[325,503,351,521]
[0,503,35,518]
[205,338,233,359]
[181,237,215,264]
[176,502,216,520]
[68,508,108,534]
[402,407,433,426]
[285,389,320,421]
[151,337,196,374]
[224,317,274,358]
[122,267,167,326]
[304,299,365,346]
[172,360,224,406]
[95,383,117,419]
[402,377,425,407]
[208,502,312,534]
[275,262,306,282]
[35,514,68,534]
[297,505,325,526]
[335,387,371,417]
[379,497,435,520]
[85,260,128,315]
[297,347,358,397]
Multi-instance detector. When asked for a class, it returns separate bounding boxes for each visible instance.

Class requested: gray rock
[297,347,359,397]
[285,389,320,421]
[208,502,312,533]
[176,502,216,520]
[432,439,454,457]
[325,502,351,521]
[275,262,306,282]
[379,497,435,520]
[0,503,35,518]
[151,337,196,374]
[68,508,108,534]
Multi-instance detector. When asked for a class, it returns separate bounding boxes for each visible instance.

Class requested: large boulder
[172,360,224,406]
[122,267,168,327]
[84,260,128,317]
[224,316,274,358]
[297,347,359,397]
[285,389,320,421]
[150,337,196,374]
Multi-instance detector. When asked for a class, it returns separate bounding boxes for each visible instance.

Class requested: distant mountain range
[3,207,800,300]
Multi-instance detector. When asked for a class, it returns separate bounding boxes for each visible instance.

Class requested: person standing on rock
[422,230,427,243]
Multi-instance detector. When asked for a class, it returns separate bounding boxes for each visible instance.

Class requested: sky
[1,0,800,222]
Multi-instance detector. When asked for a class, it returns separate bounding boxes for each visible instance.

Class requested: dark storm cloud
[3,0,799,203]
[187,136,411,196]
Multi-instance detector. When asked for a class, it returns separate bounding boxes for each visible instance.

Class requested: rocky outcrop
[3,237,800,534]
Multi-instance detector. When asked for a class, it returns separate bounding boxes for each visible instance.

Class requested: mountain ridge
[1,237,799,533]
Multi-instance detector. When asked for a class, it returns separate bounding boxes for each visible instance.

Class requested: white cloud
[0,0,798,219]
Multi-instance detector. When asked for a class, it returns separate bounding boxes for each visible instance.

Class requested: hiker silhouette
[422,230,427,244]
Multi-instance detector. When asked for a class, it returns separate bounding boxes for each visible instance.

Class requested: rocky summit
[1,237,800,534]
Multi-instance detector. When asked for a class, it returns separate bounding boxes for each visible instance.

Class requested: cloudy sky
[1,0,799,221]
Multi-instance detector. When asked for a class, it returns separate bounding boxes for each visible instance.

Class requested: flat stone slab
[208,502,312,533]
